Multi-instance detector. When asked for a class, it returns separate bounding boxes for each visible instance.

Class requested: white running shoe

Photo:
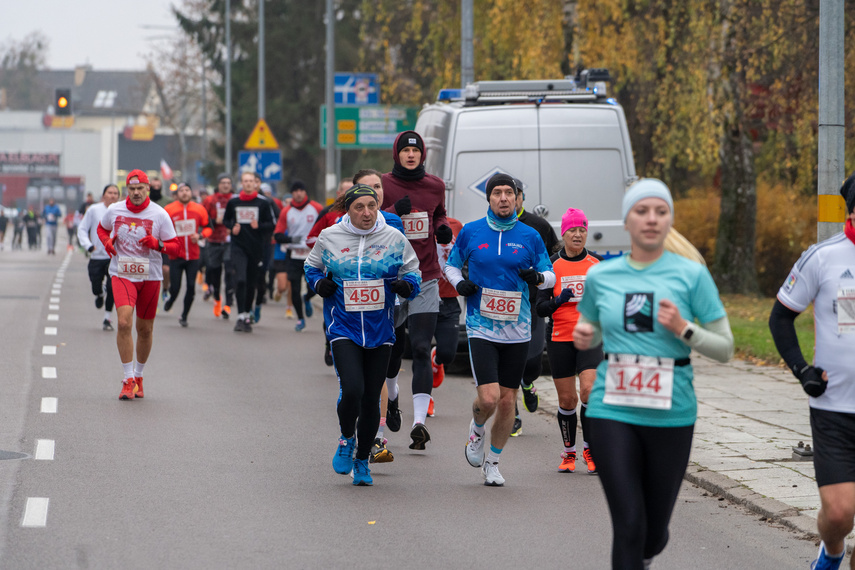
[465,419,485,467]
[482,461,505,486]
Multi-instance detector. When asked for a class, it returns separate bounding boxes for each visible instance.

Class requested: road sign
[244,119,279,150]
[238,151,283,181]
[334,73,379,105]
[320,105,419,149]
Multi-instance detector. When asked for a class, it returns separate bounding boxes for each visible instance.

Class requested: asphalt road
[0,247,818,568]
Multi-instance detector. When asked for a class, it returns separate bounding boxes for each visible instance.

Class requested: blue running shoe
[295,319,306,332]
[333,436,355,474]
[352,458,373,486]
[303,294,313,318]
[253,305,261,323]
[811,543,844,570]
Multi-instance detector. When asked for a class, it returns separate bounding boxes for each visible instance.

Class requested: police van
[416,69,636,257]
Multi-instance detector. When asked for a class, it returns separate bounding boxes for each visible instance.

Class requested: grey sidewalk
[530,354,840,539]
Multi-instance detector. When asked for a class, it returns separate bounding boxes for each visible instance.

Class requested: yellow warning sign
[244,119,279,150]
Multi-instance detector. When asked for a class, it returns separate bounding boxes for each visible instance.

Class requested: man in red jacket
[97,169,181,400]
[381,130,453,450]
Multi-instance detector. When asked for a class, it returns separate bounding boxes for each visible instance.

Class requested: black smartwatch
[681,324,695,342]
[157,239,164,252]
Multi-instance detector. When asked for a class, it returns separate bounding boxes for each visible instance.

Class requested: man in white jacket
[77,184,120,330]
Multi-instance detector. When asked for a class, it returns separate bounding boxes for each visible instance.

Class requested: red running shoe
[431,346,444,388]
[135,377,144,399]
[119,379,137,400]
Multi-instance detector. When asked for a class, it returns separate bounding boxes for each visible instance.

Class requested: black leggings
[386,321,406,378]
[286,258,305,319]
[408,312,437,395]
[588,418,694,569]
[88,258,114,311]
[434,298,460,366]
[168,258,201,319]
[332,339,392,460]
[231,247,259,314]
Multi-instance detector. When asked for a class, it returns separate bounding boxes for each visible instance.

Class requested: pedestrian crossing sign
[244,119,279,150]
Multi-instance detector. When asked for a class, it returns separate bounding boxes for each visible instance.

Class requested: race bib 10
[479,287,523,322]
[343,279,385,312]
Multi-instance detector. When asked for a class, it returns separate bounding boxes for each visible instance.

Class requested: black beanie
[395,131,424,155]
[485,173,518,200]
[343,184,378,210]
[290,179,307,192]
[841,172,855,214]
[217,173,232,183]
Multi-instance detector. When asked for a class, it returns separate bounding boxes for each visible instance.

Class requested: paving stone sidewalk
[531,354,833,539]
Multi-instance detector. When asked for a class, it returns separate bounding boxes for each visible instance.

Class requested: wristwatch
[680,323,695,342]
[157,239,164,252]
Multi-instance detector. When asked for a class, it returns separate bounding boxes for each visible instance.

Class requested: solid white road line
[42,346,56,355]
[40,398,58,413]
[35,440,54,461]
[44,327,57,336]
[21,498,49,528]
[41,367,56,379]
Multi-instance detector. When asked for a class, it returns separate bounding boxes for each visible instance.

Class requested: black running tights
[168,258,201,319]
[333,339,392,460]
[587,418,694,570]
[408,312,437,395]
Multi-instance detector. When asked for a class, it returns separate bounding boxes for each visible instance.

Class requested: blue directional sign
[238,150,282,181]
[334,73,379,105]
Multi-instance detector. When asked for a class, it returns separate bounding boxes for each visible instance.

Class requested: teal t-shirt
[577,251,726,427]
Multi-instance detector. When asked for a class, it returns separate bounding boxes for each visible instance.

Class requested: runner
[381,130,454,450]
[0,208,7,250]
[769,173,855,570]
[573,178,733,568]
[202,173,234,319]
[77,184,121,330]
[42,198,61,255]
[222,171,275,332]
[96,169,180,400]
[305,184,420,485]
[272,180,322,332]
[445,173,555,486]
[535,207,603,473]
[164,182,211,327]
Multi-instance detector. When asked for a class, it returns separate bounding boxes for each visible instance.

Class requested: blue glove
[555,287,575,306]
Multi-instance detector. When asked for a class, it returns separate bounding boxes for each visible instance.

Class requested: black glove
[315,277,337,298]
[274,234,292,244]
[555,287,575,306]
[394,195,412,216]
[435,224,453,245]
[793,364,827,398]
[88,245,95,253]
[390,279,414,298]
[518,267,542,285]
[456,279,478,297]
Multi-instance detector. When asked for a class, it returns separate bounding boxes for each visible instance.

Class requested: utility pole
[461,0,474,88]
[324,0,336,198]
[258,0,265,120]
[817,0,845,241]
[225,0,233,175]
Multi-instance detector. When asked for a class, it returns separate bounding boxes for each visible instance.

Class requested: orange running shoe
[213,300,223,317]
[558,451,576,473]
[119,379,137,400]
[222,305,231,319]
[427,396,435,417]
[135,377,144,399]
[582,447,597,474]
[431,346,444,388]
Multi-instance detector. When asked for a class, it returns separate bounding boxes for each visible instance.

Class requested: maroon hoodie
[381,131,448,281]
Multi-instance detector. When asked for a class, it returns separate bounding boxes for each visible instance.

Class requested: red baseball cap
[126,169,149,185]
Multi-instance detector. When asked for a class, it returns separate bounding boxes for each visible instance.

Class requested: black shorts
[546,339,604,378]
[206,242,227,268]
[437,296,461,324]
[468,338,529,389]
[271,259,289,274]
[810,407,855,487]
[285,257,305,282]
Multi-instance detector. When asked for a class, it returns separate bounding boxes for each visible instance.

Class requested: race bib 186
[343,279,385,312]
[479,287,522,321]
[117,256,150,279]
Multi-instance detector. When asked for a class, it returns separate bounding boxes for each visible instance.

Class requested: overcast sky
[1,0,180,71]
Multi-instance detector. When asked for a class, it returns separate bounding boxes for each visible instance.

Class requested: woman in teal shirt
[574,179,733,570]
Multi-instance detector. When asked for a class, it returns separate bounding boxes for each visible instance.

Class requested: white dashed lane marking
[42,346,56,355]
[49,297,59,303]
[41,367,56,379]
[34,440,54,461]
[44,327,57,336]
[21,498,49,528]
[40,398,57,413]
[47,314,59,321]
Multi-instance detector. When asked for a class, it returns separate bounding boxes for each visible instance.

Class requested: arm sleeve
[683,315,734,363]
[77,207,94,250]
[222,201,236,230]
[768,299,808,373]
[96,222,112,246]
[536,287,558,318]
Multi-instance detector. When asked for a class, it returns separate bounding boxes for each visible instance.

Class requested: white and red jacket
[273,199,323,261]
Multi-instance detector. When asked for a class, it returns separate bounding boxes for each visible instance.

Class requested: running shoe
[95,294,104,309]
[295,319,306,332]
[203,288,211,301]
[352,458,373,486]
[482,461,505,487]
[409,422,430,450]
[243,318,253,332]
[303,294,313,317]
[233,318,249,333]
[386,397,402,432]
[559,451,576,473]
[465,419,485,467]
[324,345,333,367]
[102,319,114,331]
[333,436,356,474]
[119,379,136,400]
[162,290,169,302]
[163,297,174,312]
[285,308,294,319]
[213,300,222,317]
[522,383,539,413]
[811,544,845,570]
[431,346,444,388]
[510,416,522,437]
[582,447,597,474]
[253,305,261,323]
[273,291,282,302]
[178,317,188,328]
[369,438,394,464]
[427,396,435,417]
[222,305,231,320]
[134,377,144,399]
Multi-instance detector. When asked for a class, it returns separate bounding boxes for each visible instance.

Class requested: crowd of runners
[14,130,854,570]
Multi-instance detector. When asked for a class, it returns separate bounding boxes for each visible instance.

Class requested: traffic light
[55,88,71,116]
